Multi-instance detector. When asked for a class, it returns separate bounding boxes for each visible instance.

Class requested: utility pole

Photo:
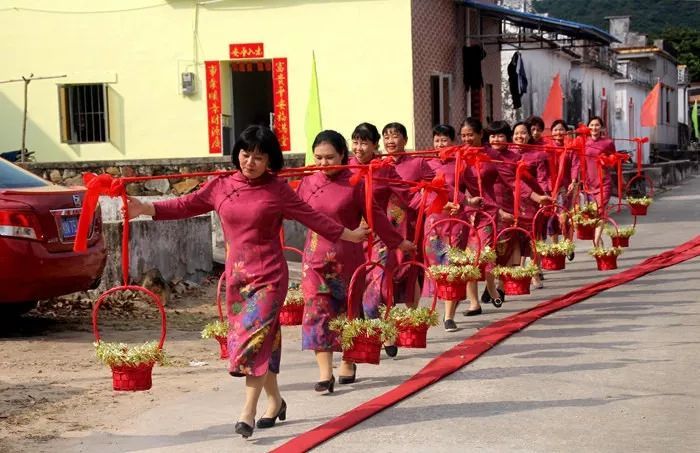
[0,73,67,162]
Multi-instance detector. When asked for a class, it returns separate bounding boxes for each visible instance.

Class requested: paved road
[51,176,700,452]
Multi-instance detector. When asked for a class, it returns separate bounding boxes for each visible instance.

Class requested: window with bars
[430,74,451,127]
[58,84,109,143]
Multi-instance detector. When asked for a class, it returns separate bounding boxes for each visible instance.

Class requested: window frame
[58,83,110,144]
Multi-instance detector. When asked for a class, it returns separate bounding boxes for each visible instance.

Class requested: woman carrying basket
[126,125,368,438]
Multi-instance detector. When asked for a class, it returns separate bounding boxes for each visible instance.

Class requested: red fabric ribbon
[410,172,449,216]
[74,173,125,252]
[349,158,394,186]
[598,153,630,212]
[460,148,492,197]
[632,137,649,176]
[514,160,533,225]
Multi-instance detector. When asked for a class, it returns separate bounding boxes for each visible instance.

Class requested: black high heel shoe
[339,364,357,385]
[234,421,254,438]
[256,399,286,429]
[384,345,398,357]
[314,375,335,393]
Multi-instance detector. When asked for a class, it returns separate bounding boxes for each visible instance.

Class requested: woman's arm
[281,182,366,243]
[126,177,218,220]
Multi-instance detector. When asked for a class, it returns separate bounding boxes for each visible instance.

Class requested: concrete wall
[613,82,652,163]
[0,0,414,161]
[501,49,572,124]
[101,216,213,289]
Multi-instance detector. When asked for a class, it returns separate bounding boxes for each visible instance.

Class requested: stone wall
[21,154,306,196]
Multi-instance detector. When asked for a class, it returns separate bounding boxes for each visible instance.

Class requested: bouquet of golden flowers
[329,316,398,351]
[380,305,439,329]
[535,239,575,257]
[605,225,635,238]
[492,263,540,279]
[588,246,623,257]
[94,340,168,368]
[201,320,228,339]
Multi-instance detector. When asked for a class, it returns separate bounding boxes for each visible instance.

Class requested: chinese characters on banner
[272,58,291,151]
[205,61,222,154]
[229,43,264,59]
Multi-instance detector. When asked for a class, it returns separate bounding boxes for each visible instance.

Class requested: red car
[0,158,106,313]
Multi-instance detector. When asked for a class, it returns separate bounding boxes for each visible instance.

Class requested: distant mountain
[531,0,700,36]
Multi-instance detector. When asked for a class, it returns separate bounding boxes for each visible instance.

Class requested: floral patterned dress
[296,169,403,351]
[153,172,344,377]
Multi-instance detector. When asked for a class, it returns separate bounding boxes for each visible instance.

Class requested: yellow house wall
[0,0,415,162]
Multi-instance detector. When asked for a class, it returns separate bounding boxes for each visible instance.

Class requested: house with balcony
[608,16,680,158]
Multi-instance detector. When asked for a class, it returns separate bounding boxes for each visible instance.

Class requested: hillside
[532,0,700,36]
[533,0,700,81]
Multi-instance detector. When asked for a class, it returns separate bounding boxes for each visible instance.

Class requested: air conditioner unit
[181,72,196,95]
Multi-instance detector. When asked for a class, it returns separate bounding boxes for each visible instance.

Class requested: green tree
[659,27,700,82]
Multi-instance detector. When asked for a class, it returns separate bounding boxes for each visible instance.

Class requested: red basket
[629,203,648,216]
[576,223,596,240]
[215,336,229,359]
[435,279,467,301]
[540,254,565,270]
[501,275,532,295]
[611,236,630,247]
[595,254,618,270]
[342,333,382,364]
[395,324,428,349]
[111,363,154,391]
[93,285,166,392]
[279,303,304,326]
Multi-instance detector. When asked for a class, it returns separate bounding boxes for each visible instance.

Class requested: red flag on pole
[640,82,661,127]
[542,73,563,129]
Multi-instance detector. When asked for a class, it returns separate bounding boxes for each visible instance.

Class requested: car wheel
[0,301,38,316]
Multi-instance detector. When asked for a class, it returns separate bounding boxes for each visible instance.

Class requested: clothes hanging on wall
[462,44,487,92]
[507,51,528,109]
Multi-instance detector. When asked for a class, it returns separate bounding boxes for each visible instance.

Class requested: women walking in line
[298,130,415,390]
[126,125,368,438]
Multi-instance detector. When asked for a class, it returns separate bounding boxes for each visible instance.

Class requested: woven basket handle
[92,285,167,350]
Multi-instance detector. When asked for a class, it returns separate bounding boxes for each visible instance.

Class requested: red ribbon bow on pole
[74,173,125,253]
[597,152,630,214]
[598,153,630,212]
[409,172,448,245]
[632,137,649,177]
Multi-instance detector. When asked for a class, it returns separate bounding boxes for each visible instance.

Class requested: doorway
[228,60,274,153]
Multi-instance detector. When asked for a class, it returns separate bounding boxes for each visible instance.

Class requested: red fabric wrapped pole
[514,160,533,226]
[461,148,491,197]
[74,173,124,252]
[632,137,649,177]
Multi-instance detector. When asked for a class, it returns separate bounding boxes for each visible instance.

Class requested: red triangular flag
[542,73,563,130]
[640,82,661,127]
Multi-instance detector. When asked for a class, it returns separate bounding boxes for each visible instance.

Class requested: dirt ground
[0,273,267,453]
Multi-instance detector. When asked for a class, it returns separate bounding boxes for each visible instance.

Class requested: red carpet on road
[273,235,700,452]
